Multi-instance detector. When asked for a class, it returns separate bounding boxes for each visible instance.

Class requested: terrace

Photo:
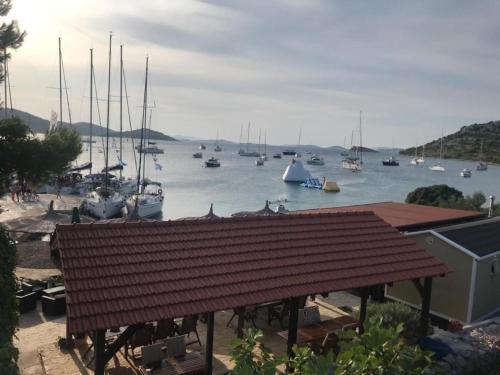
[47,212,448,374]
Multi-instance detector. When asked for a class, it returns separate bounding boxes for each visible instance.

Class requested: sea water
[78,139,500,219]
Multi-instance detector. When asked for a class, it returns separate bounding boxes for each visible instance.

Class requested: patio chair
[268,300,289,328]
[298,305,321,327]
[154,318,178,342]
[125,325,153,360]
[166,335,186,358]
[180,315,202,347]
[226,307,258,329]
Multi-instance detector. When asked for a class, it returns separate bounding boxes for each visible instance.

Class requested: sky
[6,0,500,147]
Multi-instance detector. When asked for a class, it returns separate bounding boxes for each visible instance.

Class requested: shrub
[0,225,19,374]
[356,301,428,340]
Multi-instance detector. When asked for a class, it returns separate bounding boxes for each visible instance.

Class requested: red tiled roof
[55,212,449,334]
[293,202,484,230]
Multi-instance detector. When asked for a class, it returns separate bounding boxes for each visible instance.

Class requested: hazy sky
[6,0,500,147]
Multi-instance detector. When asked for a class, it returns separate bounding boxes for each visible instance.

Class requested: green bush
[0,225,19,375]
[356,301,428,340]
[336,319,434,375]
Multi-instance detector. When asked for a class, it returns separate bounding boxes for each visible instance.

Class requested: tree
[0,117,82,189]
[0,0,26,84]
[0,225,19,375]
[406,185,488,212]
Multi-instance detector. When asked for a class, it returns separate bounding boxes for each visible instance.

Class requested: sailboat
[417,143,425,164]
[214,130,222,152]
[295,128,302,158]
[429,130,446,172]
[237,124,245,155]
[255,129,264,166]
[340,136,349,157]
[341,112,362,171]
[239,123,260,157]
[126,57,164,219]
[476,140,488,171]
[84,34,126,219]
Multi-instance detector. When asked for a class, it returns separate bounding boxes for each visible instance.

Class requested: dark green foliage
[0,225,19,374]
[406,185,464,207]
[399,121,500,163]
[335,319,434,375]
[0,117,82,188]
[0,0,26,82]
[406,185,489,212]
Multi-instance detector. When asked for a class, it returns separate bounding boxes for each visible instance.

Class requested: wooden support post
[206,312,215,375]
[359,288,369,334]
[93,330,106,375]
[65,321,74,349]
[412,278,424,298]
[287,297,299,358]
[420,277,433,337]
[237,307,245,338]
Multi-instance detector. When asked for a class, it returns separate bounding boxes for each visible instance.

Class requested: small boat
[239,150,260,157]
[476,162,488,171]
[410,158,422,165]
[429,130,445,172]
[199,144,206,150]
[214,145,222,152]
[148,141,156,145]
[255,156,265,166]
[273,153,282,159]
[460,168,472,178]
[306,154,325,166]
[69,161,93,172]
[205,157,220,168]
[429,163,445,172]
[193,152,202,159]
[136,145,164,154]
[340,152,349,157]
[214,130,222,152]
[382,156,399,166]
[282,149,296,155]
[301,177,323,189]
[341,156,361,172]
[101,163,124,172]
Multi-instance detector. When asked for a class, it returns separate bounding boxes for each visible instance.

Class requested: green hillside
[399,120,500,163]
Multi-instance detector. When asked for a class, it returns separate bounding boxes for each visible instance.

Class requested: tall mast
[119,44,123,180]
[298,128,301,146]
[136,56,149,194]
[104,32,112,193]
[258,128,261,154]
[238,124,243,147]
[264,131,267,155]
[359,110,363,164]
[3,48,7,117]
[58,37,63,127]
[246,122,250,153]
[89,48,93,173]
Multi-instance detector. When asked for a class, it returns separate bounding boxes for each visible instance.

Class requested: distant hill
[399,120,500,163]
[6,108,177,141]
[350,146,378,153]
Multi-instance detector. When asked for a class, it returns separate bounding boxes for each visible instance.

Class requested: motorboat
[84,188,125,219]
[306,154,325,166]
[476,162,488,171]
[429,163,445,172]
[301,178,323,189]
[282,158,312,182]
[135,145,164,154]
[239,150,260,157]
[282,149,296,155]
[126,182,163,218]
[382,156,399,166]
[341,156,361,171]
[273,153,282,159]
[214,145,222,152]
[255,156,265,166]
[205,157,220,168]
[193,152,203,159]
[295,152,302,158]
[260,153,268,161]
[199,144,206,150]
[410,158,423,165]
[460,168,472,178]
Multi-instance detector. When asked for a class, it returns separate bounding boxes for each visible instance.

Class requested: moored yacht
[193,152,202,158]
[205,157,221,168]
[273,153,282,159]
[306,154,325,165]
[476,162,487,171]
[460,168,472,178]
[127,181,163,219]
[341,156,361,171]
[382,156,399,166]
[85,188,125,219]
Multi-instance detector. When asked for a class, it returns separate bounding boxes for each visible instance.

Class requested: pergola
[54,212,449,375]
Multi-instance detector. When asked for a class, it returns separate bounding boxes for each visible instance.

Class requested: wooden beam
[412,278,424,298]
[237,307,245,339]
[287,297,299,358]
[93,330,106,375]
[103,324,141,364]
[65,322,74,349]
[206,311,215,375]
[419,277,433,337]
[359,288,369,334]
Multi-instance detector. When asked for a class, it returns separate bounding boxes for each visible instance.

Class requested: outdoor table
[141,352,205,375]
[277,317,357,344]
[42,285,65,297]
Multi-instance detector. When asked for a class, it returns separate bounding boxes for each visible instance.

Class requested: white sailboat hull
[85,194,125,219]
[127,194,163,218]
[429,165,445,172]
[341,160,361,171]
